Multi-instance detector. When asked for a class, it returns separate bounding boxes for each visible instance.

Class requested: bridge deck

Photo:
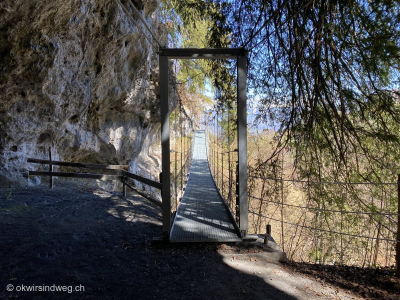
[170,130,242,242]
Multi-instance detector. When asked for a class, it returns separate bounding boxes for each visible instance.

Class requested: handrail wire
[249,210,397,243]
[249,195,399,217]
[125,0,163,47]
[249,174,397,185]
[114,0,159,49]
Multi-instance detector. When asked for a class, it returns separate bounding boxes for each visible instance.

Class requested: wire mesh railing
[247,174,399,269]
[206,109,238,222]
[170,101,194,215]
[205,104,399,274]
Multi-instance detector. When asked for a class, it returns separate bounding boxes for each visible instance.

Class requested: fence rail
[28,158,161,189]
[29,171,122,181]
[27,152,162,208]
[27,158,129,170]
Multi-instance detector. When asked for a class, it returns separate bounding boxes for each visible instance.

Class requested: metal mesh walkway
[170,130,242,242]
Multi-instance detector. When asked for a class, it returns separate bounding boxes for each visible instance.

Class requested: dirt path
[0,182,362,299]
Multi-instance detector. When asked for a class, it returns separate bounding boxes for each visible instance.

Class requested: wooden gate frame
[159,48,248,236]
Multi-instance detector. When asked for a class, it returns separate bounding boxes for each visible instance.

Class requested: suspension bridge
[170,130,241,242]
[159,47,249,240]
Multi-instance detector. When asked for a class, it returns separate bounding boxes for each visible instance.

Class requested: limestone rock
[0,0,172,185]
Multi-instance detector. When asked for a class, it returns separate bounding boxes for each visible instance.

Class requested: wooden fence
[27,150,162,208]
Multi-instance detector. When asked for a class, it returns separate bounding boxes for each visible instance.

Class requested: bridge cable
[180,101,183,194]
[114,0,161,49]
[216,112,219,186]
[220,110,225,196]
[228,106,232,208]
[174,107,178,209]
[125,0,163,48]
[213,114,216,178]
[115,0,195,124]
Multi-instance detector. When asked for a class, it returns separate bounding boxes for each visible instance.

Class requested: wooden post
[49,147,53,189]
[397,174,400,278]
[122,177,126,197]
[265,224,271,245]
[122,156,127,197]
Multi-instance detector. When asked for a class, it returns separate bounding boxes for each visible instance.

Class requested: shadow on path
[0,184,299,299]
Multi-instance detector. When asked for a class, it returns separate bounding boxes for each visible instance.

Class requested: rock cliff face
[0,0,171,186]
